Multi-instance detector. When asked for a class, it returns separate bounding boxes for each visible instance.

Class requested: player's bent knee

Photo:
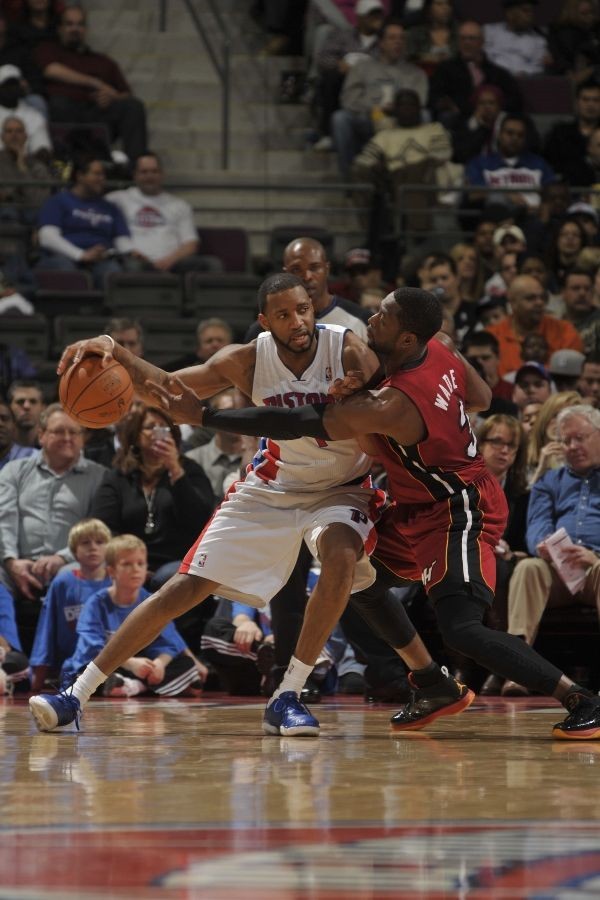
[151,572,216,618]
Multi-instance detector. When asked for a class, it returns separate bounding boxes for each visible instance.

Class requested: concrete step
[159,144,339,175]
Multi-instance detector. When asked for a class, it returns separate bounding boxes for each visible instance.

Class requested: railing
[157,0,231,170]
[3,177,598,252]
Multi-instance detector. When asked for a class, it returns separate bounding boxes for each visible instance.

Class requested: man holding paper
[507,404,600,649]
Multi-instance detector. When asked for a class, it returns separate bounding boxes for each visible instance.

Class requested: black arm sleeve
[203,403,332,441]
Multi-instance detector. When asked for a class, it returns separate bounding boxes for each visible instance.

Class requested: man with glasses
[0,403,105,651]
[505,405,600,695]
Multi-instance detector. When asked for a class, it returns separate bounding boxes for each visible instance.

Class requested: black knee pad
[434,591,488,657]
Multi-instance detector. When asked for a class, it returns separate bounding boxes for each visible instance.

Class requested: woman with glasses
[474,414,530,694]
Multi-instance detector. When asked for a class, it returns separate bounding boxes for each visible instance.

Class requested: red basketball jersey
[371,339,488,504]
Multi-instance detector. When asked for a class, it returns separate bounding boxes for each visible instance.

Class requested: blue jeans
[331,109,374,178]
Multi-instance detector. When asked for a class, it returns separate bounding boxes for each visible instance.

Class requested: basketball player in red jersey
[161,287,600,740]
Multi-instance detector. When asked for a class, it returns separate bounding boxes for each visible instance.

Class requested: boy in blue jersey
[61,535,197,698]
[30,518,112,692]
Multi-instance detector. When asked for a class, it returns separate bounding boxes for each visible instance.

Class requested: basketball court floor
[1,693,599,899]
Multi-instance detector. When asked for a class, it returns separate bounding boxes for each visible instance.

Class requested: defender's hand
[145,376,205,425]
[328,369,367,400]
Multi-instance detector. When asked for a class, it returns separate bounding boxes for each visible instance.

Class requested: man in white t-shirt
[106,153,222,273]
[483,0,549,77]
[0,65,51,156]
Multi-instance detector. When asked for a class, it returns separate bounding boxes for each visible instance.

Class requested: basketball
[59,355,134,428]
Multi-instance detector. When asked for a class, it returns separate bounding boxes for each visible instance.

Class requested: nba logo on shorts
[196,553,207,567]
[325,367,332,382]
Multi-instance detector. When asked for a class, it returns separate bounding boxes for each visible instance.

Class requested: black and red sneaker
[552,691,600,741]
[390,666,475,732]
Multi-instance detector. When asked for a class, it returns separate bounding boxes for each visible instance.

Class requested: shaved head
[283,237,327,266]
[282,237,331,312]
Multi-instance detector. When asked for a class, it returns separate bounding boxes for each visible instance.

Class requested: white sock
[71,662,107,706]
[270,656,313,703]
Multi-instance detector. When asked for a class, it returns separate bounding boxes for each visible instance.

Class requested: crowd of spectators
[1,0,600,698]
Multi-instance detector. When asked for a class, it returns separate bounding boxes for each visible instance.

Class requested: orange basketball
[59,355,134,428]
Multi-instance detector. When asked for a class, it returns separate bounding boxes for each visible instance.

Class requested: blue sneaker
[263,691,320,736]
[29,689,81,732]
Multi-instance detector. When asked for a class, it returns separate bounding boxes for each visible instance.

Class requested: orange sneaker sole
[552,725,600,740]
[390,688,475,732]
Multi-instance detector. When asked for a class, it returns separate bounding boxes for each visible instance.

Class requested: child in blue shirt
[62,534,197,697]
[30,518,113,692]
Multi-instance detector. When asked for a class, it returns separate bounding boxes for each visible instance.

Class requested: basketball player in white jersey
[30,273,384,736]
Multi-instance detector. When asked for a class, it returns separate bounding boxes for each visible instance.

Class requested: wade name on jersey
[433,368,459,411]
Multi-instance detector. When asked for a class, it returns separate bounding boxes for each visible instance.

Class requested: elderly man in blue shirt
[0,402,106,652]
[506,404,600,650]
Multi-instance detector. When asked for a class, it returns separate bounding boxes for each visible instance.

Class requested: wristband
[101,334,115,352]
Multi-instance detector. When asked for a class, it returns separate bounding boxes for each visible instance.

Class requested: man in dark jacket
[429,20,522,124]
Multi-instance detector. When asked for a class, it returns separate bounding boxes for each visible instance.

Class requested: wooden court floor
[1,693,600,899]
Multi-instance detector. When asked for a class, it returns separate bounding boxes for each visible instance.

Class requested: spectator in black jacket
[91,405,215,590]
[544,80,600,184]
[429,20,522,125]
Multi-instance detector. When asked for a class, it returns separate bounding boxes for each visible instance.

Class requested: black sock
[411,662,443,688]
[563,684,595,709]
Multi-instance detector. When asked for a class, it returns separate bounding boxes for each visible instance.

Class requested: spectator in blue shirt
[29,518,112,692]
[506,404,600,660]
[465,114,555,214]
[35,156,133,288]
[61,534,197,696]
[0,399,36,471]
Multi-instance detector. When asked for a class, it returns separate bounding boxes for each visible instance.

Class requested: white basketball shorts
[179,471,384,608]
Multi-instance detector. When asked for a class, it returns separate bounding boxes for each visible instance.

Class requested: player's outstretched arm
[58,336,255,406]
[195,386,422,444]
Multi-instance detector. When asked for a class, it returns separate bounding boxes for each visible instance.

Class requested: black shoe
[337,672,366,695]
[365,677,412,704]
[301,677,321,704]
[390,667,475,731]
[552,692,600,740]
[256,642,276,677]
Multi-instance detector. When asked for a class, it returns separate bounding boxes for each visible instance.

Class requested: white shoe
[312,136,334,152]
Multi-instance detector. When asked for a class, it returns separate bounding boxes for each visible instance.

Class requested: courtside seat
[104,272,183,318]
[517,76,573,116]
[34,270,105,320]
[52,315,108,359]
[1,315,49,363]
[142,317,198,368]
[197,227,250,273]
[184,272,261,340]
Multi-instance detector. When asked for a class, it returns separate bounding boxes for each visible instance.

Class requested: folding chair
[104,272,183,318]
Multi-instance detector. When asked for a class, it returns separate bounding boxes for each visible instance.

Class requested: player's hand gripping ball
[59,355,134,428]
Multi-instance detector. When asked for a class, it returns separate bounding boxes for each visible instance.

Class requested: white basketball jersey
[250,323,371,491]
